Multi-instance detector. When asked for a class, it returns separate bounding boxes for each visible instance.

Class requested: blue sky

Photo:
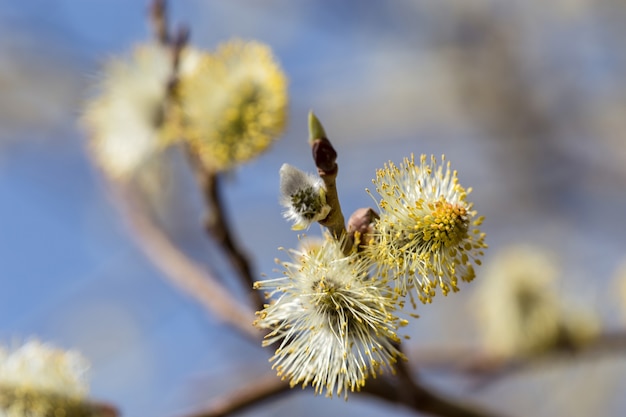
[1,1,626,416]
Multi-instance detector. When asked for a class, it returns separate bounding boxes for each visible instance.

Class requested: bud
[279,163,331,230]
[308,111,337,173]
[307,111,327,143]
[347,207,379,249]
[311,138,337,173]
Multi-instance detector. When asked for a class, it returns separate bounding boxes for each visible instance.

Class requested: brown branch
[147,0,263,313]
[112,184,260,342]
[89,401,120,417]
[360,376,504,417]
[203,171,259,302]
[147,0,262,312]
[149,0,169,45]
[179,372,291,417]
[360,351,506,417]
[409,330,626,385]
[186,154,265,310]
[177,360,505,417]
[315,159,346,241]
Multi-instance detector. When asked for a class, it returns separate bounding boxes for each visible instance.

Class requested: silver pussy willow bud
[279,163,331,230]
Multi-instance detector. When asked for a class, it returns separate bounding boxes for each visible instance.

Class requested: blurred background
[1,0,626,416]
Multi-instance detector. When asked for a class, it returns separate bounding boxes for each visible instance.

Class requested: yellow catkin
[368,154,487,305]
[254,235,405,399]
[176,39,288,171]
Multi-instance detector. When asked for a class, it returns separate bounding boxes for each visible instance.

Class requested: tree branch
[149,0,169,45]
[170,327,626,417]
[178,372,291,417]
[177,362,505,417]
[360,353,506,417]
[147,1,263,312]
[112,184,260,342]
[409,330,626,385]
[186,151,265,310]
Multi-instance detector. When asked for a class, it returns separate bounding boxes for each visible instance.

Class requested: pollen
[175,39,288,171]
[253,235,404,398]
[368,154,486,304]
[420,199,469,249]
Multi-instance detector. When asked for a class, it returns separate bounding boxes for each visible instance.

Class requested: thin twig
[316,162,347,241]
[177,346,504,417]
[202,170,264,309]
[358,347,506,417]
[89,401,120,417]
[409,330,626,384]
[360,377,504,417]
[176,364,504,417]
[186,152,265,310]
[147,0,264,313]
[149,0,169,45]
[179,372,291,417]
[112,184,260,342]
[149,0,263,311]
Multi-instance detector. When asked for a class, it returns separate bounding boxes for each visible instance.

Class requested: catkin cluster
[83,39,287,180]
[255,115,487,398]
